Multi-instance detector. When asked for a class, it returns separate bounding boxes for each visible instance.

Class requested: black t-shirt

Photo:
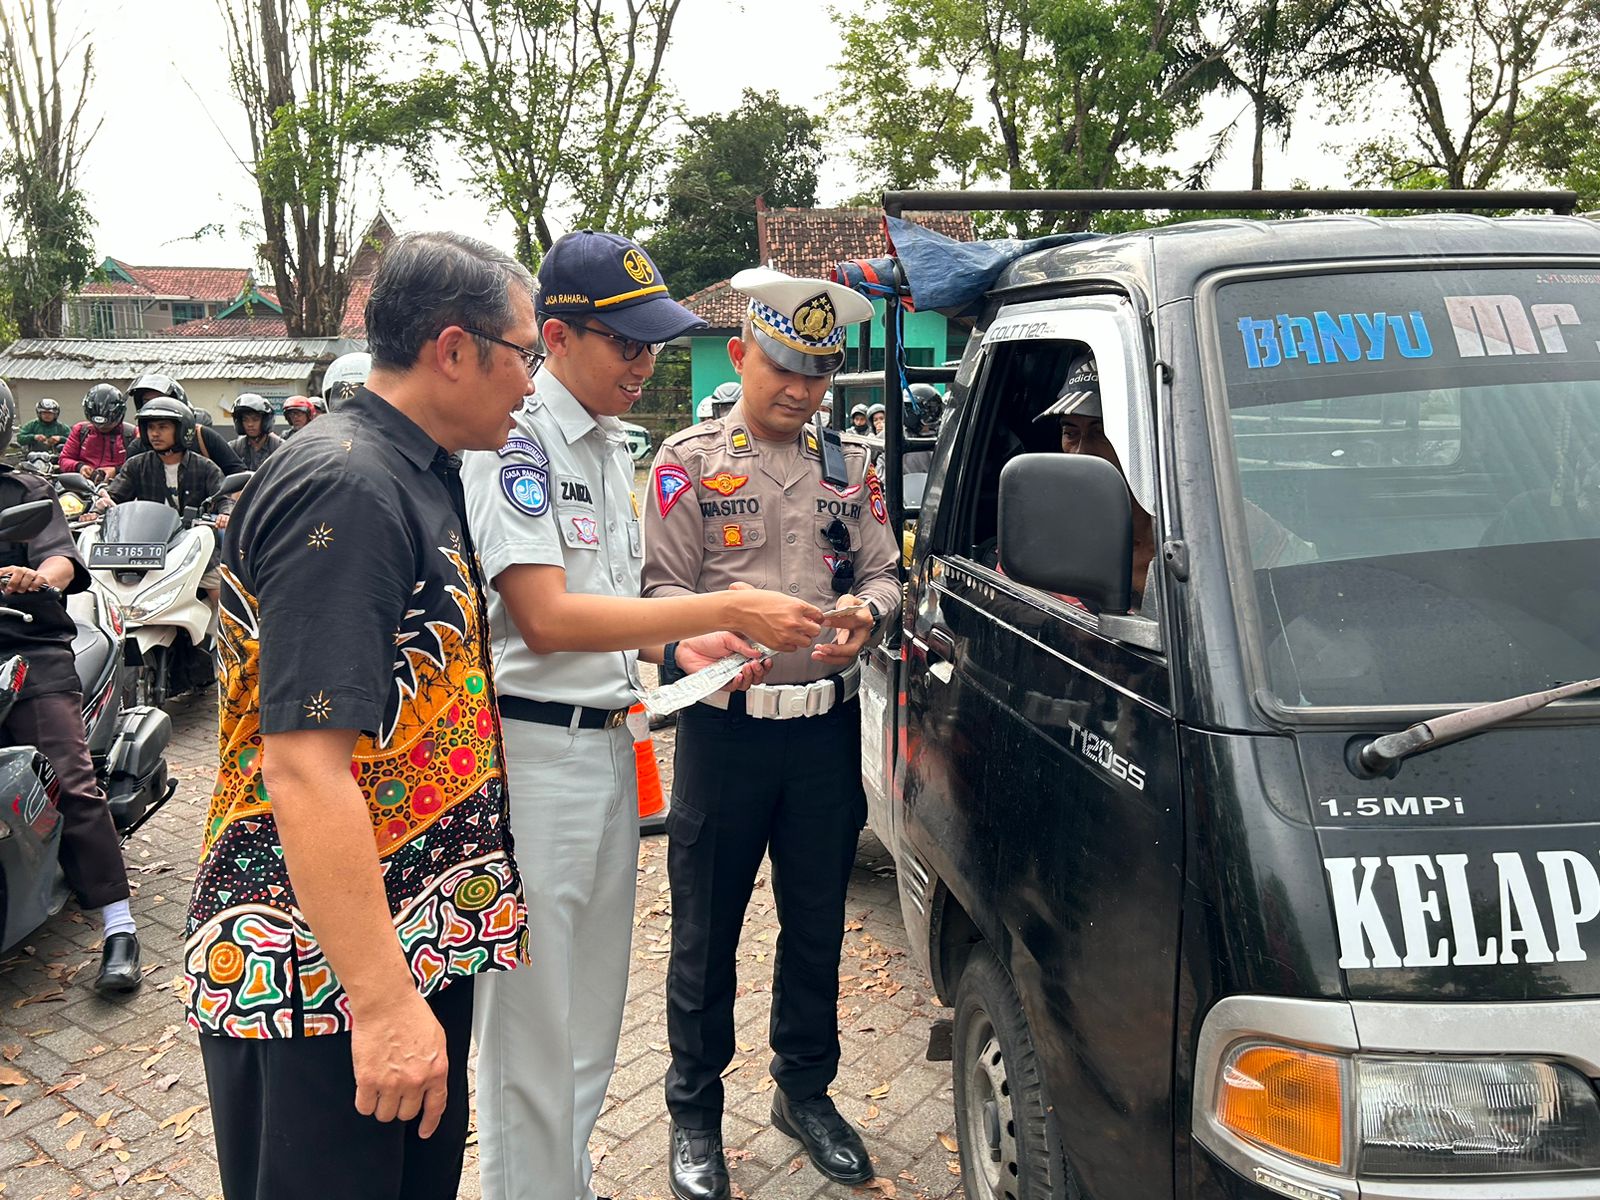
[0,469,91,698]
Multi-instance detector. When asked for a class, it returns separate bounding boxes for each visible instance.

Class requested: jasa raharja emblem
[622,249,655,285]
[793,293,836,342]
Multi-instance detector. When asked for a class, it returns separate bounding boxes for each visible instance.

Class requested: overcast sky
[70,0,1370,270]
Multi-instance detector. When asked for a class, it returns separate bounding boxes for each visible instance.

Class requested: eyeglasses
[822,519,855,595]
[571,323,666,362]
[461,326,546,375]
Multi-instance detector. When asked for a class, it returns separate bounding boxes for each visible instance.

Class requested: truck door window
[1209,264,1600,710]
[950,299,1158,615]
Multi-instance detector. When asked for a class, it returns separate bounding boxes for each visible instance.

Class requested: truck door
[903,296,1185,1200]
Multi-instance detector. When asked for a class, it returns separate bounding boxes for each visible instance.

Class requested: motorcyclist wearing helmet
[903,383,943,477]
[59,385,137,482]
[127,373,245,474]
[320,350,371,410]
[869,402,885,435]
[229,394,284,469]
[15,398,68,453]
[0,379,142,993]
[98,397,227,521]
[849,402,870,433]
[281,395,317,436]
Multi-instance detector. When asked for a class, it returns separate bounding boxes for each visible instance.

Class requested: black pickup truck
[854,191,1600,1200]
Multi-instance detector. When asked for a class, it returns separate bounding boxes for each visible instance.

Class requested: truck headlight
[1358,1056,1600,1175]
[1216,1042,1600,1178]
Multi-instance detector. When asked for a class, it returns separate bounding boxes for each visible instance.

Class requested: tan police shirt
[641,403,900,686]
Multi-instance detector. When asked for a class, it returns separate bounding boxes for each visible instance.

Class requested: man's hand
[0,566,46,594]
[92,492,115,513]
[678,630,773,692]
[812,593,874,667]
[723,582,822,652]
[350,990,450,1137]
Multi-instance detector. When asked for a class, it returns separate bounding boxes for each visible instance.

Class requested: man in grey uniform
[643,268,902,1199]
[462,233,825,1200]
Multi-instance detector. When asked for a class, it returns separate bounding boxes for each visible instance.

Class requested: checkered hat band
[748,299,845,354]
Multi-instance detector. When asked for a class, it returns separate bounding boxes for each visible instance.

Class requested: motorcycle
[75,473,249,709]
[0,497,176,952]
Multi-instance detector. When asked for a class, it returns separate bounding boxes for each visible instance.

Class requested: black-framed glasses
[822,519,855,594]
[461,326,545,374]
[571,322,666,362]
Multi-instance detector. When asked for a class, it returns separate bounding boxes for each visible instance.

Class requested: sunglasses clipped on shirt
[822,519,856,595]
[571,323,667,362]
[461,326,546,375]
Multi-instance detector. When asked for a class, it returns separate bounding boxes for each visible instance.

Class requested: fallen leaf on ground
[862,1104,880,1122]
[938,1132,959,1153]
[0,1067,25,1087]
[43,1075,84,1097]
[57,1110,80,1128]
[65,1129,85,1151]
[0,1044,19,1061]
[866,1083,891,1099]
[94,1109,112,1128]
[159,1104,206,1131]
[133,1169,166,1183]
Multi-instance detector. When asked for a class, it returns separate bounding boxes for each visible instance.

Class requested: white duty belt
[700,663,860,720]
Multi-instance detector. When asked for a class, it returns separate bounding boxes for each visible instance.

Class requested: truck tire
[953,944,1068,1200]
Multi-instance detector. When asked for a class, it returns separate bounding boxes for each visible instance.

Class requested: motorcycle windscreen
[100,501,181,546]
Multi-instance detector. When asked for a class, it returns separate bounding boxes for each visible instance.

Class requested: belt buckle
[778,688,809,720]
[605,708,627,729]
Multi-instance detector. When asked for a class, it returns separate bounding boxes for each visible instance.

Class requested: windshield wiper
[1355,675,1600,776]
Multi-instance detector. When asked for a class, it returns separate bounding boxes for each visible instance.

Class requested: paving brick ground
[0,694,965,1200]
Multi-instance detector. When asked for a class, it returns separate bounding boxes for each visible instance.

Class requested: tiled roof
[157,278,370,338]
[80,261,251,302]
[0,337,363,381]
[761,208,975,278]
[680,279,744,331]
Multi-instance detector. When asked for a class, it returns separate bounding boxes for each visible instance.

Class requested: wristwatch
[660,641,684,684]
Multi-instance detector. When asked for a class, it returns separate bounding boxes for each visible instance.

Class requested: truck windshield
[1211,264,1600,710]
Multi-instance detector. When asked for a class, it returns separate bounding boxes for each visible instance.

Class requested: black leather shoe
[771,1090,873,1184]
[94,932,142,995]
[668,1123,729,1200]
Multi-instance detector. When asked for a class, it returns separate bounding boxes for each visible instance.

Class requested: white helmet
[321,351,372,407]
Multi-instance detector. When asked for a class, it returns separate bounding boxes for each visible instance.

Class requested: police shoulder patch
[654,463,693,517]
[866,470,888,524]
[500,462,550,516]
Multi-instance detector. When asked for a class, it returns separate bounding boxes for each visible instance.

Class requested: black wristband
[661,641,684,683]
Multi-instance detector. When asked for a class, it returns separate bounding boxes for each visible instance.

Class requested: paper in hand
[636,646,771,717]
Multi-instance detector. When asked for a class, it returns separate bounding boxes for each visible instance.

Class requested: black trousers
[200,976,474,1200]
[0,689,129,909]
[664,697,866,1131]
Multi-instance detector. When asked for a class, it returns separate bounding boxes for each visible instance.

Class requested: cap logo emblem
[793,293,836,342]
[701,472,748,497]
[622,249,655,285]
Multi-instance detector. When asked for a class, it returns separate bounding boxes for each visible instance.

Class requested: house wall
[61,298,227,338]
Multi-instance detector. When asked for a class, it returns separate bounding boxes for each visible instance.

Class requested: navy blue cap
[538,231,707,343]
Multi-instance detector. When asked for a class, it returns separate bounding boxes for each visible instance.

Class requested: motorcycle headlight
[59,493,85,518]
[126,539,205,620]
[1215,1042,1600,1178]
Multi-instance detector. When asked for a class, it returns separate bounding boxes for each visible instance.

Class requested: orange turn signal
[1216,1043,1345,1169]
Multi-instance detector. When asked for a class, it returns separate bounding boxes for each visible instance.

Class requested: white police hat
[731,267,875,378]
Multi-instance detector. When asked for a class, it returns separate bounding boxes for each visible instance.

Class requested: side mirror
[209,472,254,505]
[998,454,1133,613]
[0,499,56,543]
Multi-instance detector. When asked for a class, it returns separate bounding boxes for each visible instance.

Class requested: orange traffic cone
[632,703,668,835]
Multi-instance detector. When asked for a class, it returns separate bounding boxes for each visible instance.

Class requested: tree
[439,0,683,267]
[645,90,823,298]
[830,0,1229,234]
[1502,69,1600,209]
[1328,0,1599,190]
[219,0,450,337]
[0,0,98,339]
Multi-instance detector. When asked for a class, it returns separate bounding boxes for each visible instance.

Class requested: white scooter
[75,475,248,708]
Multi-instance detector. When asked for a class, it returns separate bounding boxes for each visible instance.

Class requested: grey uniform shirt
[462,373,643,709]
[641,401,899,686]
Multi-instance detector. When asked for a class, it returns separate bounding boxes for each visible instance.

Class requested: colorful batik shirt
[182,388,528,1038]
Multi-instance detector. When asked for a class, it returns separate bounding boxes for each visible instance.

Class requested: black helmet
[192,407,214,427]
[905,382,942,431]
[232,393,275,435]
[0,379,14,448]
[135,396,196,449]
[128,373,187,409]
[83,383,127,427]
[36,398,60,419]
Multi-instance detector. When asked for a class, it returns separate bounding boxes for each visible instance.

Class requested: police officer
[0,380,140,993]
[643,268,900,1199]
[461,233,824,1200]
